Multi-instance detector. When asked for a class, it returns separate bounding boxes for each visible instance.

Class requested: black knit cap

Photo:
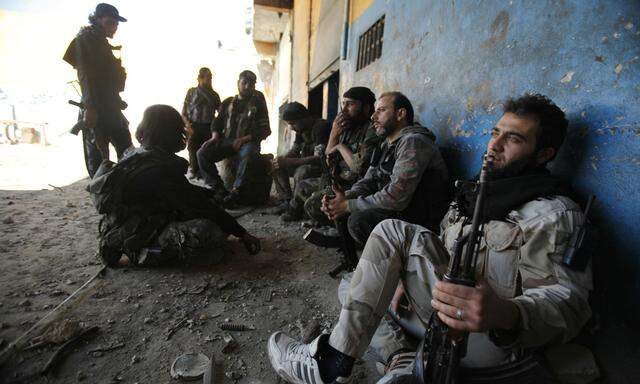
[281,102,310,122]
[343,86,376,108]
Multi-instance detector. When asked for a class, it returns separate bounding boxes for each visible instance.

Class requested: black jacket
[63,25,125,111]
[119,147,247,238]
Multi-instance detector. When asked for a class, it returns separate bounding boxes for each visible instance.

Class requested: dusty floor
[0,178,379,383]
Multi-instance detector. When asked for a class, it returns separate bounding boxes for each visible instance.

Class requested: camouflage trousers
[303,186,332,225]
[328,219,447,359]
[329,219,516,368]
[272,163,321,205]
[337,272,418,364]
[136,219,226,267]
[290,177,321,215]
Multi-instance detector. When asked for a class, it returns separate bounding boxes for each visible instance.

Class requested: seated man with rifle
[320,92,449,276]
[285,86,379,223]
[266,94,593,384]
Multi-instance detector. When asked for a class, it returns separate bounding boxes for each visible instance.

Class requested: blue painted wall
[342,0,640,324]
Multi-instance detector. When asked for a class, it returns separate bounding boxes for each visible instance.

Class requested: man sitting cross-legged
[267,94,593,383]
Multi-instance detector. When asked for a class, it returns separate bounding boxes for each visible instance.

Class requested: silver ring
[456,308,464,321]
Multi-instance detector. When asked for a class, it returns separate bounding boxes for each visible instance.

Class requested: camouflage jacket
[212,91,270,142]
[439,195,592,365]
[182,86,221,124]
[345,125,450,230]
[334,121,380,183]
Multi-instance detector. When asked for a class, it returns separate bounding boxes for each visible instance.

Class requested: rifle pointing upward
[415,154,492,384]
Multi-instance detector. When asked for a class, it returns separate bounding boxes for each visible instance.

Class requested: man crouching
[90,104,260,267]
[266,94,592,383]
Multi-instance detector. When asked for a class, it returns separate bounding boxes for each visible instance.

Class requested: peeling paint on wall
[341,0,640,327]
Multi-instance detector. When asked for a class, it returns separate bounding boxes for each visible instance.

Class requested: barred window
[357,15,385,71]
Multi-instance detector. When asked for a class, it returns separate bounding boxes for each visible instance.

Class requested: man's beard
[375,122,394,138]
[488,154,540,180]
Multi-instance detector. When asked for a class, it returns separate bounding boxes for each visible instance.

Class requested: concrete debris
[18,299,31,307]
[36,319,82,344]
[226,371,242,380]
[297,319,321,344]
[222,333,238,354]
[560,71,575,84]
[615,64,623,75]
[170,353,210,381]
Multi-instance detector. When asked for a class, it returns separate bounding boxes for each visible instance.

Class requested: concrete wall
[342,0,639,321]
[291,0,311,105]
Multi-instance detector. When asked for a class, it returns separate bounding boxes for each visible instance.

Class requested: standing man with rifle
[267,94,593,383]
[63,3,132,178]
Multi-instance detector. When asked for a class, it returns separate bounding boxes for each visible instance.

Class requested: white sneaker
[268,332,351,384]
[376,351,416,384]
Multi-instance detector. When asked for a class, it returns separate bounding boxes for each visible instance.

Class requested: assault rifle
[317,151,359,278]
[68,100,85,135]
[414,155,492,384]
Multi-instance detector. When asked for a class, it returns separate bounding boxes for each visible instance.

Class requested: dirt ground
[0,176,379,383]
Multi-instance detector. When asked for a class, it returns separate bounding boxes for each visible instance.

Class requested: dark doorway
[307,71,340,125]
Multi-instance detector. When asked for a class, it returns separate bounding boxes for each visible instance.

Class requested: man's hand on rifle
[321,186,349,220]
[84,107,97,129]
[430,276,520,333]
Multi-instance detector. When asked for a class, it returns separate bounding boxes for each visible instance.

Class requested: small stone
[77,371,87,381]
[2,216,14,224]
[107,319,115,324]
[131,355,140,364]
[90,351,103,358]
[65,279,75,285]
[18,299,31,307]
[66,201,76,208]
[133,303,140,309]
[615,63,623,75]
[268,305,276,311]
[222,333,238,354]
[225,371,242,380]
